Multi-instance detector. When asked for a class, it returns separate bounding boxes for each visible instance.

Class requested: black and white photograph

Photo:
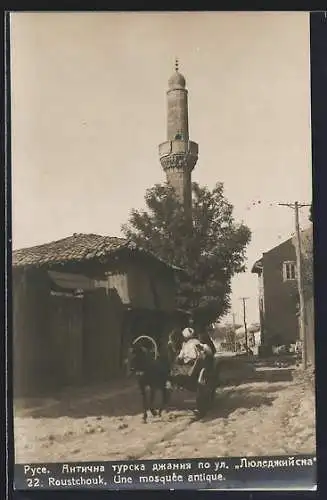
[10,11,316,490]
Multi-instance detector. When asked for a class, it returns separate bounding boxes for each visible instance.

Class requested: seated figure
[177,327,201,364]
[175,327,216,382]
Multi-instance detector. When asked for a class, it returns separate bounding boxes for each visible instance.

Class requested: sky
[10,11,312,326]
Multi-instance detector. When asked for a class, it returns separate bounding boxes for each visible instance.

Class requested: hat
[182,327,195,340]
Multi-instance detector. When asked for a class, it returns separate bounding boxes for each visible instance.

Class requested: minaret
[159,59,198,221]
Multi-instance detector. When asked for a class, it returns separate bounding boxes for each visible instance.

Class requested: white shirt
[178,338,201,363]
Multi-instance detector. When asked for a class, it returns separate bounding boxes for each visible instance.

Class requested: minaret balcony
[158,140,198,160]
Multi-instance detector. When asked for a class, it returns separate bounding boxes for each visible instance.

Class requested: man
[176,322,215,380]
[177,322,201,364]
[182,317,195,337]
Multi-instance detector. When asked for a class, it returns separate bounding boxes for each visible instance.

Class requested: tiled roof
[12,233,181,272]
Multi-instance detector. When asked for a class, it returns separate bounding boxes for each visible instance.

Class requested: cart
[130,335,218,418]
[170,354,218,417]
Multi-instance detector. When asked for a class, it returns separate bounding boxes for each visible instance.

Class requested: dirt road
[14,364,316,463]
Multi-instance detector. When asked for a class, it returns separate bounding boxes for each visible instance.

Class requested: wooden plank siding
[261,239,299,346]
[13,269,52,396]
[83,288,124,383]
[152,277,176,312]
[12,250,178,396]
[48,294,84,389]
[127,267,156,309]
[47,267,176,312]
[13,270,31,396]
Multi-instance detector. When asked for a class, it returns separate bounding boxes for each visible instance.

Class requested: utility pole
[239,297,250,351]
[278,201,310,370]
[232,312,237,352]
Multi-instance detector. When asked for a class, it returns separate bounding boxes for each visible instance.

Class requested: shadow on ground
[16,387,197,420]
[197,382,284,423]
[17,393,146,419]
[14,367,294,420]
[218,367,294,387]
[249,367,294,383]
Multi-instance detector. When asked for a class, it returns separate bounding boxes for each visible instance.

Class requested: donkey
[126,336,172,423]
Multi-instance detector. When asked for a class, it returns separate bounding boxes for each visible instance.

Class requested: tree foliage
[122,181,251,327]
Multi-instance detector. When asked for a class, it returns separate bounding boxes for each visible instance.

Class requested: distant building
[252,237,299,348]
[12,233,185,397]
[252,225,313,359]
[235,324,261,349]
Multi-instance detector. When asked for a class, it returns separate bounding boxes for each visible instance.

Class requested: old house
[252,238,300,349]
[252,225,314,359]
[12,233,183,397]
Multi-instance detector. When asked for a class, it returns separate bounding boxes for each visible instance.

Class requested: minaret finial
[175,57,179,72]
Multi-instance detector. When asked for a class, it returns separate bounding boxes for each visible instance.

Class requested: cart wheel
[132,335,158,361]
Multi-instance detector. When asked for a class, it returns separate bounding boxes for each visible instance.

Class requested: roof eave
[126,245,185,275]
[251,259,263,274]
[12,246,186,276]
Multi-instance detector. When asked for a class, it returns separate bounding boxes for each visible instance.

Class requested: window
[283,261,296,281]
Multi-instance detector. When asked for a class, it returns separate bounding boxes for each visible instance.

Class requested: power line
[243,200,311,220]
[278,203,310,209]
[232,312,237,352]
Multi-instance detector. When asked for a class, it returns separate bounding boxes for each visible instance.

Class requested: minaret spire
[158,63,199,223]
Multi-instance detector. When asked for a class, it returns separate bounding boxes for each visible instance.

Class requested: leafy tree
[122,181,251,327]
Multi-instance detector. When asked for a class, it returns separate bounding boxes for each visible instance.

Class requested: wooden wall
[262,239,299,346]
[97,264,176,312]
[12,254,178,397]
[48,293,84,389]
[153,276,176,311]
[13,270,31,396]
[127,266,156,309]
[83,288,124,383]
[13,268,125,397]
[125,264,176,311]
[13,269,51,396]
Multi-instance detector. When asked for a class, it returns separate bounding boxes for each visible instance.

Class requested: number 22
[27,478,40,487]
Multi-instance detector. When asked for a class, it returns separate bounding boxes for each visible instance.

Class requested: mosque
[158,60,198,223]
